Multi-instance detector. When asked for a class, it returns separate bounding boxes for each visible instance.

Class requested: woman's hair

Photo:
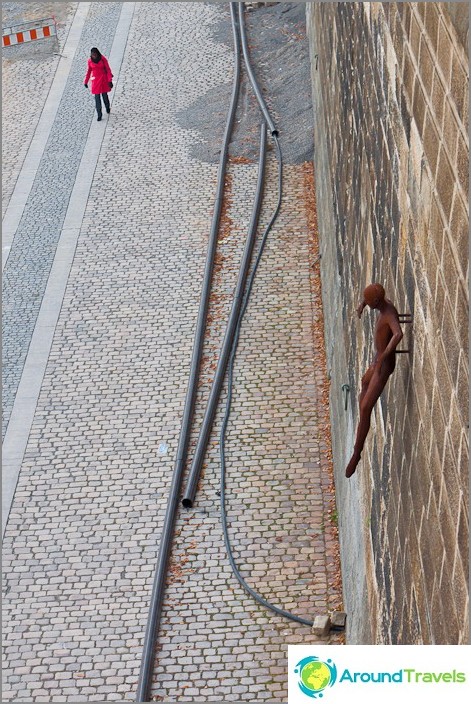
[90,47,102,57]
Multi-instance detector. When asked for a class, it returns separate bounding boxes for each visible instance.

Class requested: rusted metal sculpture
[346,284,403,478]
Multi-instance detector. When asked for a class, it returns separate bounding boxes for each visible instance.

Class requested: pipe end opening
[182,498,193,509]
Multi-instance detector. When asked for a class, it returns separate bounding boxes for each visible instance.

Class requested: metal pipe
[182,122,267,509]
[217,136,315,627]
[135,6,242,700]
[237,2,278,136]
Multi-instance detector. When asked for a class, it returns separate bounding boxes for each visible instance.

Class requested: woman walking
[84,47,114,121]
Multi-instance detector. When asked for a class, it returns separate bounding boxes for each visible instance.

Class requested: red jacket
[84,56,113,95]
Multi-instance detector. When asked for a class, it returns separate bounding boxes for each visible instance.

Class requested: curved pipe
[182,122,267,509]
[219,135,314,627]
[135,6,242,701]
[237,2,278,136]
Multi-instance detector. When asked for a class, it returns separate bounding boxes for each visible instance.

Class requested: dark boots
[95,93,110,120]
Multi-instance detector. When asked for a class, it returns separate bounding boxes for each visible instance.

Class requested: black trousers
[94,92,110,116]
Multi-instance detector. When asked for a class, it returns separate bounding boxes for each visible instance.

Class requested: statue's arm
[377,317,403,366]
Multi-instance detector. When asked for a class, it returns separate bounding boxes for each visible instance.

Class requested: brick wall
[307,2,468,643]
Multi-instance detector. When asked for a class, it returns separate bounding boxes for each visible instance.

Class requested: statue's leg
[345,365,375,477]
[359,364,375,404]
[346,365,391,477]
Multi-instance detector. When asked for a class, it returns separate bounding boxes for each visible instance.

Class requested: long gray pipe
[182,122,267,509]
[181,2,278,510]
[238,2,278,136]
[135,5,242,701]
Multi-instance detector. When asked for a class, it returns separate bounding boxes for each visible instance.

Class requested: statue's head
[364,283,385,309]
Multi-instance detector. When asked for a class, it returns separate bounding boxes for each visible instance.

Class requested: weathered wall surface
[307,2,468,643]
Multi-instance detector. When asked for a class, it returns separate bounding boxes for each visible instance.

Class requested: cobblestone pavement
[2,3,343,702]
[1,2,78,217]
[2,2,122,439]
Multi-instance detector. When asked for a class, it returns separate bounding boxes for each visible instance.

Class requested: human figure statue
[346,283,403,478]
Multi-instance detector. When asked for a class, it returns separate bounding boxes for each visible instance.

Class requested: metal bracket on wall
[396,312,412,354]
[341,383,350,410]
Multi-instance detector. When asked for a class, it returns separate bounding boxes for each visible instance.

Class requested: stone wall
[307,2,468,643]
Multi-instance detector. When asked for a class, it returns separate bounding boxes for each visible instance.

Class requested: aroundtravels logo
[288,646,471,704]
[294,656,337,698]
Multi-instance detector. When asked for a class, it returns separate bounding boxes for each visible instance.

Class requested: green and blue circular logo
[294,656,337,698]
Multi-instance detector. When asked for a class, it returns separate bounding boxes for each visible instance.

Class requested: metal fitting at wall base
[312,611,347,636]
[330,611,347,630]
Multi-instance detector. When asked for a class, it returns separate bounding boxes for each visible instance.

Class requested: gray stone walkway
[2,3,343,701]
[2,2,122,440]
[1,2,79,220]
[2,2,134,535]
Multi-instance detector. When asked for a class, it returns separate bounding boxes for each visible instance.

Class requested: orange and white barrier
[2,18,56,47]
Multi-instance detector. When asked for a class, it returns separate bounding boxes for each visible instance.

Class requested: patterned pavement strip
[2,3,343,702]
[2,2,122,440]
[1,1,79,222]
[2,2,134,534]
